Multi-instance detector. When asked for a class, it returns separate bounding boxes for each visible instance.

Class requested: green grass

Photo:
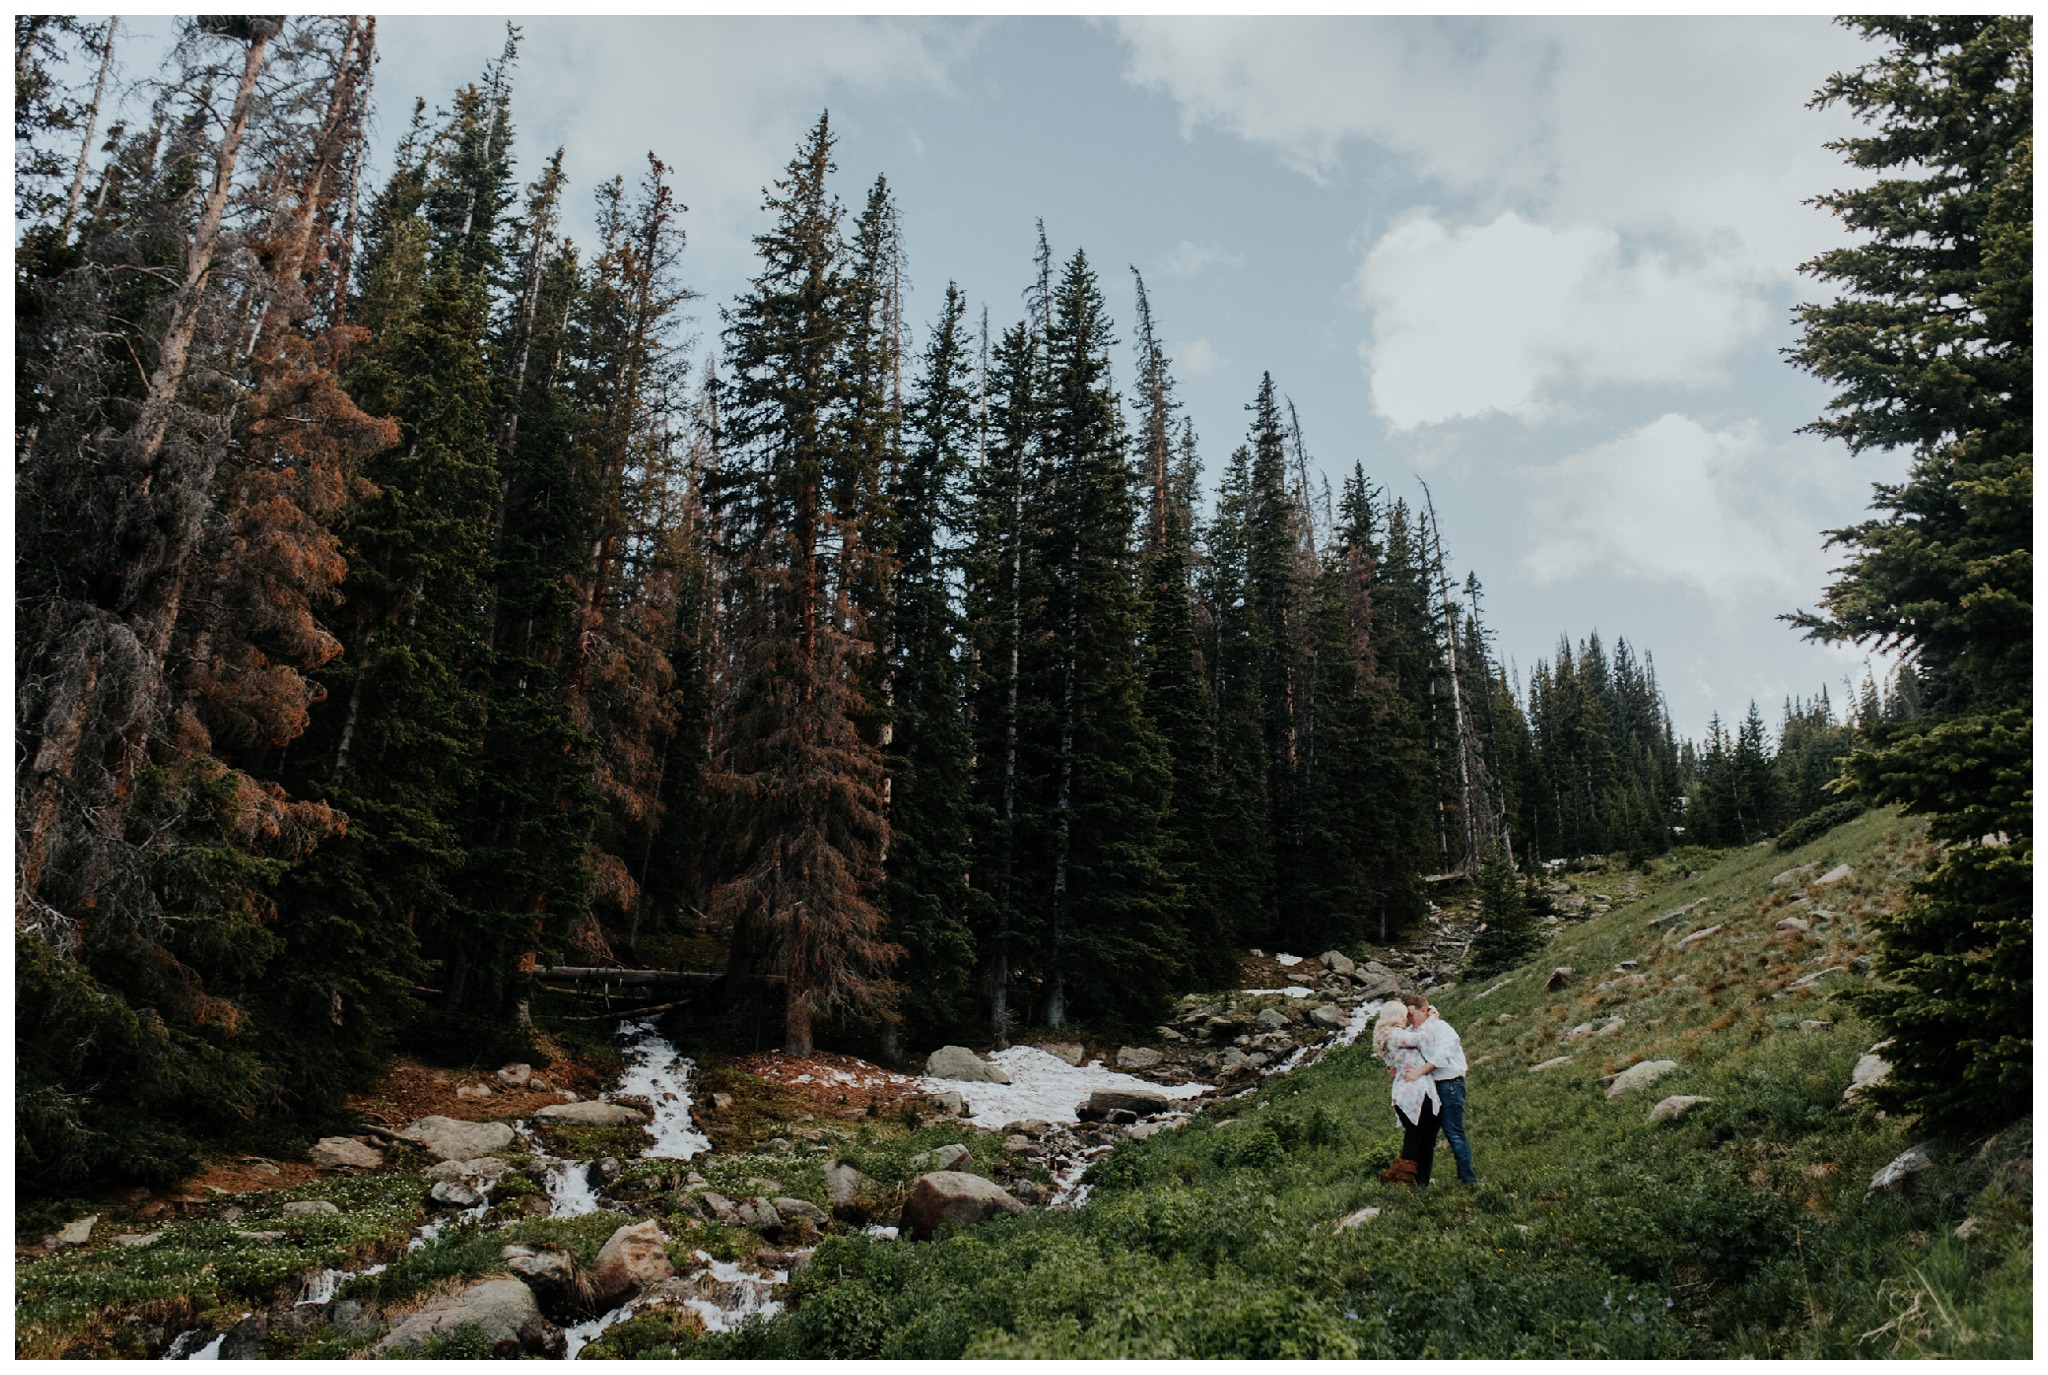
[687,810,2032,1358]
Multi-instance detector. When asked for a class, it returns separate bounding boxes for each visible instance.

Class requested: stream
[168,995,1384,1359]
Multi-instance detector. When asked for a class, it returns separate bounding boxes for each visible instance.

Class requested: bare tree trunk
[58,17,117,241]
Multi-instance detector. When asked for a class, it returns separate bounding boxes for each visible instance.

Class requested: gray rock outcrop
[926,1045,1012,1084]
[1115,1046,1164,1070]
[1648,1095,1711,1123]
[1077,1087,1171,1119]
[535,1100,649,1126]
[1867,1142,1937,1198]
[308,1136,385,1171]
[1605,1059,1680,1098]
[589,1220,676,1307]
[901,1171,1027,1241]
[372,1277,563,1357]
[398,1116,516,1161]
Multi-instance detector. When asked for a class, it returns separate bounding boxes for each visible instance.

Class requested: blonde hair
[1371,1002,1409,1059]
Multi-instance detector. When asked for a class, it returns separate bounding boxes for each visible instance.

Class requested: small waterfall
[546,1160,601,1218]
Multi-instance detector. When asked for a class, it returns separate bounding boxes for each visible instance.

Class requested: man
[1394,990,1475,1185]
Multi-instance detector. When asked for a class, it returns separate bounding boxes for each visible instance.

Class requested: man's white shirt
[1417,1014,1467,1081]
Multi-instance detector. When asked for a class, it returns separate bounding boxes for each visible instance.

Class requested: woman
[1373,999,1439,1185]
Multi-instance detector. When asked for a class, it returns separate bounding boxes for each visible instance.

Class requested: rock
[1675,924,1722,948]
[1157,1026,1188,1043]
[233,1229,287,1243]
[1321,950,1357,976]
[1790,966,1849,990]
[1771,863,1817,887]
[47,1215,97,1248]
[1544,967,1573,993]
[1605,1059,1680,1099]
[590,1220,677,1307]
[1529,1055,1575,1072]
[1648,898,1706,926]
[502,1244,587,1317]
[282,1199,340,1216]
[1285,970,1317,986]
[1844,1050,1892,1101]
[1332,1206,1379,1231]
[1218,1047,1250,1073]
[456,1082,494,1100]
[1813,863,1854,887]
[430,1179,484,1208]
[926,1045,1012,1084]
[901,1171,1027,1240]
[718,1195,781,1230]
[772,1197,829,1226]
[1254,1008,1290,1030]
[331,1300,385,1340]
[399,1115,517,1161]
[427,1155,511,1183]
[910,1143,972,1172]
[1078,1087,1172,1120]
[823,1161,863,1212]
[1042,1042,1086,1066]
[1308,1004,1346,1030]
[308,1136,384,1171]
[535,1100,649,1126]
[374,1277,563,1357]
[1115,1045,1164,1070]
[1353,963,1402,999]
[1001,1119,1053,1139]
[1011,1180,1051,1206]
[597,1157,624,1179]
[710,1092,734,1111]
[115,1231,162,1247]
[1799,1019,1835,1033]
[1954,1216,1982,1240]
[496,1063,533,1088]
[1648,1095,1712,1123]
[1867,1142,1938,1198]
[926,1089,969,1116]
[1775,916,1811,933]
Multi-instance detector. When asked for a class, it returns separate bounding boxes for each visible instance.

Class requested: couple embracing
[1372,991,1476,1187]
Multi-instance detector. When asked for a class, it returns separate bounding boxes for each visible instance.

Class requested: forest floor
[15,808,2033,1358]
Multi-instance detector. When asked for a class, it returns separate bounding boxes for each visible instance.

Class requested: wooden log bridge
[534,966,786,989]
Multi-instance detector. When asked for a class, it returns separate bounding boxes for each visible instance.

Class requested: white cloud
[1178,338,1225,375]
[1356,212,1766,429]
[1518,414,1854,601]
[1152,240,1245,278]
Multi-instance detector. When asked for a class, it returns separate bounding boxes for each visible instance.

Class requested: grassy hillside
[679,809,2031,1359]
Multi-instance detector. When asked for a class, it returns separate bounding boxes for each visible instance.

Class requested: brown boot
[1379,1157,1418,1186]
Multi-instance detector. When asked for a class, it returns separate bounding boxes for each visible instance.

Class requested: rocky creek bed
[21,951,1410,1360]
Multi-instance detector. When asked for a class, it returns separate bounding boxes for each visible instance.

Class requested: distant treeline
[13,17,1905,1193]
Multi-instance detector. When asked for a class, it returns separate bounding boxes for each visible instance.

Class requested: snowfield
[919,1045,1211,1128]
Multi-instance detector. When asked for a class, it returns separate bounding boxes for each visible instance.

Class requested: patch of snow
[1242,986,1313,999]
[862,1224,899,1241]
[1274,952,1305,966]
[917,1046,1209,1128]
[615,1020,713,1160]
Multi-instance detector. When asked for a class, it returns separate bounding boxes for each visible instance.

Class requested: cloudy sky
[107,14,1905,738]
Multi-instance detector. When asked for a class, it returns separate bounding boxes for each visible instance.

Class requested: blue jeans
[1436,1077,1476,1184]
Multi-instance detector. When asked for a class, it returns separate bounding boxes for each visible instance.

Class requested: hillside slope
[688,809,2031,1359]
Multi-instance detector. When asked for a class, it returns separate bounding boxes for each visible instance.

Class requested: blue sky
[100,15,1906,739]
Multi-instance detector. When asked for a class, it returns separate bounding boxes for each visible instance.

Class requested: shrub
[1774,800,1866,852]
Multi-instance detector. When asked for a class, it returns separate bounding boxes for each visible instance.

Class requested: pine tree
[1789,18,2032,1129]
[709,114,897,1056]
[1465,842,1539,977]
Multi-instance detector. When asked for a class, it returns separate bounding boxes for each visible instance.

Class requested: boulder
[1954,1217,1982,1240]
[1770,863,1817,887]
[1218,1047,1251,1073]
[1775,916,1811,933]
[496,1063,533,1088]
[1353,963,1401,999]
[926,1044,1012,1084]
[1605,1059,1680,1099]
[1648,1095,1712,1123]
[1004,1134,1036,1152]
[1115,1045,1164,1070]
[1001,1118,1053,1140]
[282,1199,340,1217]
[1041,1042,1087,1066]
[1844,1050,1892,1102]
[1674,924,1722,948]
[429,1179,484,1208]
[427,1156,512,1183]
[308,1136,384,1171]
[1867,1142,1937,1198]
[48,1215,96,1248]
[1253,1007,1290,1031]
[901,1171,1027,1240]
[1332,1206,1379,1231]
[1799,1019,1835,1033]
[928,1089,969,1115]
[373,1277,563,1358]
[1320,950,1357,976]
[1813,864,1854,887]
[1544,967,1573,993]
[233,1229,287,1243]
[590,1220,677,1307]
[456,1082,494,1100]
[399,1116,516,1161]
[822,1161,863,1213]
[1078,1087,1172,1120]
[502,1244,589,1318]
[910,1143,972,1172]
[1308,1004,1347,1030]
[771,1197,829,1226]
[535,1100,649,1127]
[1529,1056,1575,1073]
[115,1231,162,1248]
